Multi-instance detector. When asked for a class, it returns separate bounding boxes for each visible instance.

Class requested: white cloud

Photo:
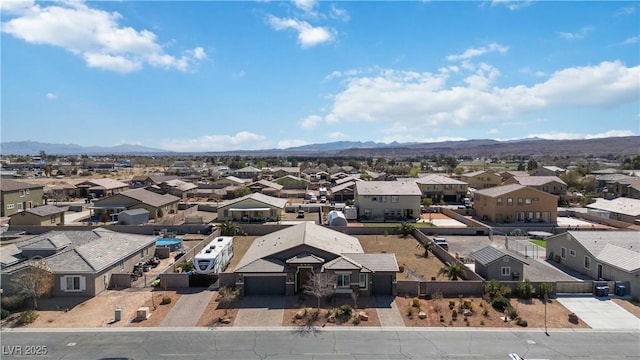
[292,0,317,14]
[525,130,636,140]
[0,0,34,13]
[621,36,639,46]
[446,43,508,61]
[557,26,593,40]
[299,115,323,129]
[1,1,206,73]
[277,139,309,148]
[329,4,350,22]
[232,70,246,79]
[327,131,346,139]
[615,6,635,16]
[161,131,271,151]
[266,15,334,48]
[320,61,639,131]
[45,92,57,100]
[487,128,500,135]
[491,0,533,10]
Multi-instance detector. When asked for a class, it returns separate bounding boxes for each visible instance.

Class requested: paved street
[1,328,638,359]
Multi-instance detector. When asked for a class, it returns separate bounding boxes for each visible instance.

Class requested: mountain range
[1,136,638,157]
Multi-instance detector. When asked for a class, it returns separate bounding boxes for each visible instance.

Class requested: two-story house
[354,181,421,221]
[415,174,468,203]
[460,171,502,190]
[473,184,558,223]
[0,179,45,217]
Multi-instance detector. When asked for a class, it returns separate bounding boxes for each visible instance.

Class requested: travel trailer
[193,236,234,274]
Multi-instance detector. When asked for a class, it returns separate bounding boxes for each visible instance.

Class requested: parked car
[310,195,317,203]
[320,195,327,203]
[297,209,305,218]
[432,237,449,251]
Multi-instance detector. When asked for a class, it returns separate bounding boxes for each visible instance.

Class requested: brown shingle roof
[0,179,43,192]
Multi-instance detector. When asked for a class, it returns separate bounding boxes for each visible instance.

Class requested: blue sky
[1,0,639,152]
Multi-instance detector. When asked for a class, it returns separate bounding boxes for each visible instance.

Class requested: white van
[310,195,317,203]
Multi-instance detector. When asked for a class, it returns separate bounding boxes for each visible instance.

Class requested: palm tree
[416,239,434,258]
[395,222,415,238]
[219,220,242,236]
[437,262,465,280]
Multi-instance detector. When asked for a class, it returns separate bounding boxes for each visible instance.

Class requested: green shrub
[491,297,511,312]
[1,295,27,311]
[412,297,421,308]
[517,318,528,327]
[505,306,518,319]
[352,316,361,325]
[339,304,352,317]
[407,307,414,317]
[160,296,172,305]
[516,279,535,300]
[500,285,512,298]
[17,310,38,325]
[1,308,9,320]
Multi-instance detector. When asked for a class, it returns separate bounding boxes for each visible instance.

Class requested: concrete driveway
[234,296,285,327]
[557,296,640,330]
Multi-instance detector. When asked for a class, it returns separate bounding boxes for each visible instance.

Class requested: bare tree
[217,286,240,315]
[11,260,54,309]
[303,271,336,311]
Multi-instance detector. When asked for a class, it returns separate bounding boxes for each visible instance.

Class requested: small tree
[437,262,465,280]
[516,279,535,300]
[11,260,54,309]
[395,222,415,238]
[539,282,553,301]
[217,286,240,315]
[416,239,434,258]
[219,221,243,236]
[303,271,336,311]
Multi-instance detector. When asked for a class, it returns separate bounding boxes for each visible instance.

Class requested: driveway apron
[234,296,285,327]
[374,296,405,327]
[557,296,640,330]
[160,288,216,327]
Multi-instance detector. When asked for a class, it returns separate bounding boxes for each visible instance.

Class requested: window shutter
[80,277,86,291]
[60,277,67,291]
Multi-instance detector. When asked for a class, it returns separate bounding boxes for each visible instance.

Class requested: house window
[6,204,14,210]
[525,198,532,205]
[19,190,25,197]
[517,198,523,205]
[337,274,350,289]
[501,267,511,276]
[140,250,145,258]
[17,203,23,210]
[561,247,566,259]
[507,198,513,206]
[497,198,503,206]
[50,215,56,224]
[61,275,86,292]
[359,273,367,289]
[391,195,399,203]
[584,256,591,269]
[371,197,377,202]
[569,249,576,257]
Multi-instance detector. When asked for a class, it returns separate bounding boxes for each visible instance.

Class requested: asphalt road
[1,328,638,359]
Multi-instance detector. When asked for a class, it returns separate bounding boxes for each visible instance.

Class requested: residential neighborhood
[1,152,638,336]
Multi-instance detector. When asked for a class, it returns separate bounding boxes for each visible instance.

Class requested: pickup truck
[432,237,449,251]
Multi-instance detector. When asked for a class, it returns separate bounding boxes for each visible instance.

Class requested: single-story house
[233,222,398,296]
[530,166,566,177]
[160,179,198,199]
[586,198,640,225]
[545,231,639,297]
[331,181,356,202]
[234,166,262,180]
[117,208,150,225]
[214,176,252,187]
[469,246,527,281]
[216,192,287,222]
[248,179,283,197]
[9,204,66,226]
[354,180,422,221]
[130,175,180,188]
[1,228,156,297]
[92,188,180,221]
[75,178,129,199]
[473,184,558,224]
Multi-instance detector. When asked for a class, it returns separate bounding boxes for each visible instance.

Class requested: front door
[296,267,312,293]
[597,264,603,280]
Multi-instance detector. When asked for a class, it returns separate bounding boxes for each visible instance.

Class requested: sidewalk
[160,288,216,327]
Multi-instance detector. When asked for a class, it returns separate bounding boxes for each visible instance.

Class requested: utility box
[114,308,122,322]
[615,284,626,297]
[595,286,609,297]
[136,307,150,320]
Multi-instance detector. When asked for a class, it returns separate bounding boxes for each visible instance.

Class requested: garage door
[244,276,286,296]
[372,275,392,295]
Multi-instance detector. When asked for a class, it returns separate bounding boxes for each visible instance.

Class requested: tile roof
[235,222,363,270]
[586,198,640,217]
[511,176,567,186]
[163,179,198,191]
[77,178,128,190]
[469,246,525,266]
[474,184,526,197]
[118,188,180,207]
[250,179,284,191]
[0,244,25,268]
[22,204,66,217]
[415,174,468,185]
[0,179,43,192]
[220,192,288,209]
[331,181,355,193]
[355,180,422,196]
[461,170,497,178]
[341,253,399,272]
[323,256,363,271]
[73,228,156,272]
[233,258,286,272]
[563,231,639,272]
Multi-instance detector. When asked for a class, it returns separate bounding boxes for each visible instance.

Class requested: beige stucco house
[415,174,468,203]
[92,188,180,221]
[9,204,66,226]
[0,179,45,217]
[460,171,502,190]
[473,184,558,223]
[217,192,287,223]
[354,181,421,221]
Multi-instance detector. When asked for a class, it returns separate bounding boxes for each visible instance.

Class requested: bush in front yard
[17,310,38,325]
[1,308,9,320]
[491,297,511,312]
[1,295,27,311]
[160,296,172,305]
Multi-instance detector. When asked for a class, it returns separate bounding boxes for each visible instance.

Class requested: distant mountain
[0,141,167,155]
[286,140,411,152]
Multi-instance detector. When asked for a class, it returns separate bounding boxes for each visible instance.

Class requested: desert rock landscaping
[284,295,381,327]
